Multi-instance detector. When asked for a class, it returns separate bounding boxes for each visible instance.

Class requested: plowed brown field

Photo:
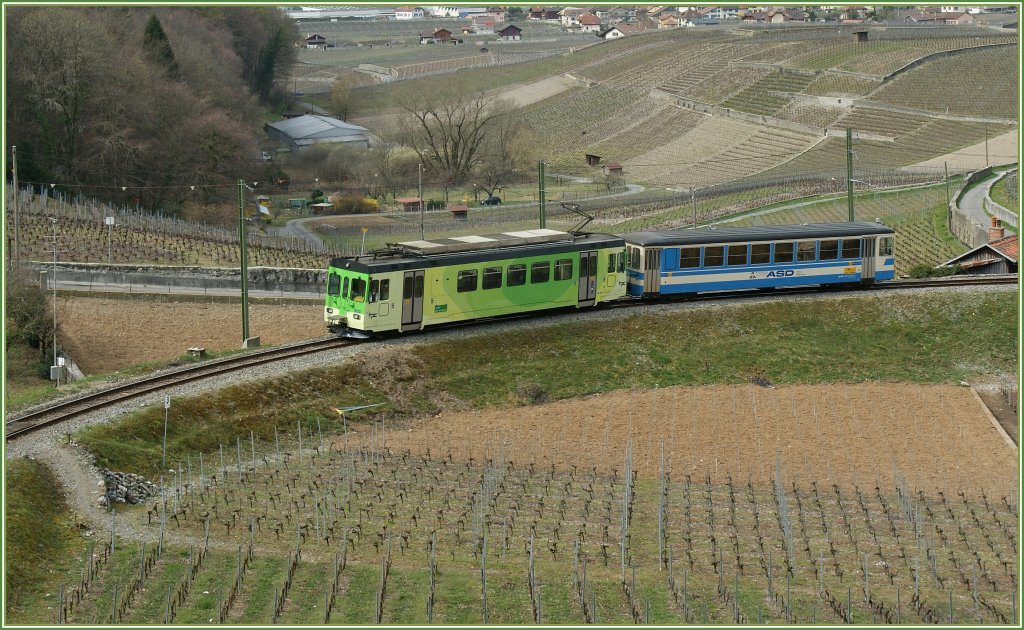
[379,383,1016,495]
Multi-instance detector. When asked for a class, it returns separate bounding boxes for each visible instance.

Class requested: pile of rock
[100,469,159,505]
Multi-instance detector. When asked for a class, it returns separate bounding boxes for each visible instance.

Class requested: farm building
[497,24,522,40]
[419,27,453,44]
[304,33,327,48]
[941,220,1018,274]
[395,196,423,211]
[265,115,372,152]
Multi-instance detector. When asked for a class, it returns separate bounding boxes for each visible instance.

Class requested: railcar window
[380,279,390,301]
[796,241,816,262]
[555,259,573,281]
[403,277,412,300]
[819,240,839,260]
[841,239,861,259]
[608,254,616,273]
[457,270,478,293]
[328,273,340,296]
[342,277,350,298]
[680,247,700,269]
[531,261,550,283]
[750,243,771,265]
[618,252,625,272]
[369,279,378,303]
[703,246,724,267]
[507,264,526,286]
[727,244,749,266]
[589,255,598,276]
[879,237,893,256]
[414,275,424,298]
[632,247,641,269]
[351,278,366,302]
[483,266,502,289]
[775,242,794,263]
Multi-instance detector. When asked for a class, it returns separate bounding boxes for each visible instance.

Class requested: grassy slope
[77,290,1017,478]
[4,458,87,621]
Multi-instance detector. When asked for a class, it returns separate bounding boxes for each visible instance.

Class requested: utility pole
[690,186,697,228]
[12,145,19,265]
[50,217,58,387]
[984,123,989,167]
[846,128,855,222]
[944,162,951,208]
[237,181,250,343]
[538,161,546,229]
[418,163,424,240]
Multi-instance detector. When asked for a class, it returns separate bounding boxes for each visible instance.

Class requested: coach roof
[331,231,623,274]
[623,222,895,247]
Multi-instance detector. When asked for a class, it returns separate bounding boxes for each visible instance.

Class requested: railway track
[6,274,1014,443]
[6,337,361,441]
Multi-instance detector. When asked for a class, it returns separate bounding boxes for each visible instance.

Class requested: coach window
[507,264,526,287]
[703,245,724,267]
[554,259,573,281]
[819,239,839,260]
[618,252,626,272]
[351,278,366,302]
[369,279,378,302]
[531,261,550,283]
[342,276,350,299]
[774,242,794,263]
[608,253,616,273]
[879,237,893,257]
[457,270,478,293]
[841,239,861,259]
[796,241,816,262]
[483,266,502,290]
[680,247,700,269]
[632,247,641,269]
[750,243,771,265]
[727,244,749,266]
[380,279,390,301]
[328,273,341,297]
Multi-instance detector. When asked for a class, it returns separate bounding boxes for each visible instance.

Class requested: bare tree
[474,120,540,197]
[399,89,517,186]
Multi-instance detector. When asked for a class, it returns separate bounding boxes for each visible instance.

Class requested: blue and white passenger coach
[623,222,895,297]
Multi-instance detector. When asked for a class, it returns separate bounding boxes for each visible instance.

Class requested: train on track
[324,222,896,337]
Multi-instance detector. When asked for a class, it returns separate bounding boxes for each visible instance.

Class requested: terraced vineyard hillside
[508,28,1017,183]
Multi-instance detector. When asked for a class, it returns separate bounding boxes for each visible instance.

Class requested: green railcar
[324,229,627,336]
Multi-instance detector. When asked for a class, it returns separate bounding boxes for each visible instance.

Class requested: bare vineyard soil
[380,382,1016,496]
[58,297,325,374]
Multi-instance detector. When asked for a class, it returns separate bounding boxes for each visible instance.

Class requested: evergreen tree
[143,14,179,78]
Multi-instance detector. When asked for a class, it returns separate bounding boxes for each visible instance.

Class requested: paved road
[54,279,323,301]
[957,171,1005,230]
[271,217,325,247]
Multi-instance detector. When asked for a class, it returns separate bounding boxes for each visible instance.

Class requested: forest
[5,6,297,213]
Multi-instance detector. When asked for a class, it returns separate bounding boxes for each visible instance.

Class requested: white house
[394,6,424,20]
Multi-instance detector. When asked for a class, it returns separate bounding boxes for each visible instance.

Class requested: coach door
[861,238,876,280]
[643,248,662,295]
[578,250,598,307]
[401,270,425,331]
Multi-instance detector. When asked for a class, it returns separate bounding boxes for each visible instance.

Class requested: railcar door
[578,250,598,306]
[643,248,662,295]
[861,238,876,280]
[401,270,425,331]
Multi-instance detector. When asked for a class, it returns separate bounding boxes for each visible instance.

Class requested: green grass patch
[989,172,1018,217]
[3,458,88,622]
[332,563,377,623]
